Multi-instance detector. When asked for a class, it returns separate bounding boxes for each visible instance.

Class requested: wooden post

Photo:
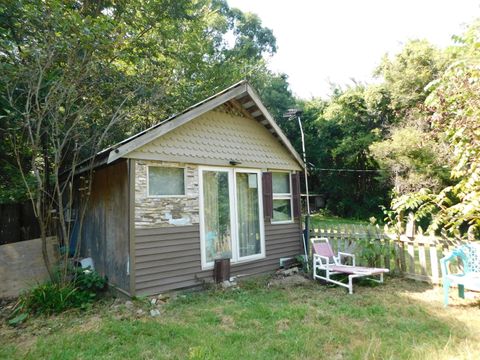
[394,241,401,273]
[333,224,340,252]
[380,225,391,270]
[400,240,407,273]
[430,239,440,284]
[407,240,415,275]
[418,238,427,277]
[128,159,136,296]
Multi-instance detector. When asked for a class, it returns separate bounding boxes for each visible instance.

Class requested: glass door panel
[236,172,261,258]
[202,170,232,263]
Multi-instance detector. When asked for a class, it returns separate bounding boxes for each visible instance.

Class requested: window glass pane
[149,167,185,196]
[272,172,290,194]
[203,171,232,263]
[272,199,292,222]
[236,173,261,258]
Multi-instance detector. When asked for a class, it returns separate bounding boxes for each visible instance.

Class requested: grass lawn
[309,214,368,229]
[1,276,479,360]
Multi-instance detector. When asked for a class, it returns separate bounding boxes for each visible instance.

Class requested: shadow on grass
[3,276,480,360]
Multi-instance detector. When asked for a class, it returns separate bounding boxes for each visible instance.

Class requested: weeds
[8,267,107,325]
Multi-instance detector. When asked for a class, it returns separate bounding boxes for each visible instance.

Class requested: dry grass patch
[1,276,479,359]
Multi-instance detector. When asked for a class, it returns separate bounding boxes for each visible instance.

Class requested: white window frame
[271,171,294,225]
[199,166,265,270]
[234,168,266,264]
[146,165,187,198]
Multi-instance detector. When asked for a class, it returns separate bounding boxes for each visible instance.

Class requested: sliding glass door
[202,170,233,264]
[200,167,264,268]
[236,171,261,259]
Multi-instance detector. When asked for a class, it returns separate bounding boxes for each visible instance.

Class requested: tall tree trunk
[37,201,55,281]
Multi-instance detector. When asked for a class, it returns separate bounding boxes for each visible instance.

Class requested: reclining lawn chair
[312,237,389,294]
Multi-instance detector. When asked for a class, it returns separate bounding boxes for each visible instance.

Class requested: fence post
[407,239,416,275]
[400,240,407,273]
[378,225,390,270]
[430,236,440,284]
[418,240,427,277]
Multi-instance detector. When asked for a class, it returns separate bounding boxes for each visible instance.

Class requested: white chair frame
[312,237,386,294]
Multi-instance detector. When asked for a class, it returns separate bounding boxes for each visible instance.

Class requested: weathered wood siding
[134,221,302,295]
[81,160,130,293]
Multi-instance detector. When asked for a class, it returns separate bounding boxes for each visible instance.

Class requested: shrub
[18,282,80,316]
[295,255,312,276]
[9,267,107,324]
[72,267,108,294]
[356,238,393,268]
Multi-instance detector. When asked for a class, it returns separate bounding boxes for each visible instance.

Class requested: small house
[79,81,304,296]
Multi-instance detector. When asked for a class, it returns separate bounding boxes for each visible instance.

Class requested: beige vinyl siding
[126,110,301,171]
[134,221,302,295]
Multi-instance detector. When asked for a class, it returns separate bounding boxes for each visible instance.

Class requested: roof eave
[104,80,305,170]
[245,85,305,169]
[106,81,249,164]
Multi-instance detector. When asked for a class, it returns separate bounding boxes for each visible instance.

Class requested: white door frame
[199,166,265,270]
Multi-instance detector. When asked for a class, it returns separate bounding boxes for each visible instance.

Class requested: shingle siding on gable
[126,109,302,171]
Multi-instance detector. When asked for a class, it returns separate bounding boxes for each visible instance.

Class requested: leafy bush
[356,239,393,268]
[9,267,107,324]
[17,282,81,316]
[295,255,312,276]
[73,267,108,294]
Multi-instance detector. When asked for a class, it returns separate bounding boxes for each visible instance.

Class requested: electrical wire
[312,167,451,173]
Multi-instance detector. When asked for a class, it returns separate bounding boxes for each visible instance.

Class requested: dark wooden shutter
[262,172,272,221]
[292,172,301,219]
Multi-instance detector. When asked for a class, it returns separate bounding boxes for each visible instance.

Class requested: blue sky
[228,0,480,98]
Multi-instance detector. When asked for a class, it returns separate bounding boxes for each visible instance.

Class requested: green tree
[0,0,281,278]
[384,21,480,238]
[370,40,450,200]
[302,86,391,219]
[370,124,451,197]
[423,22,480,237]
[0,0,280,204]
[375,39,446,113]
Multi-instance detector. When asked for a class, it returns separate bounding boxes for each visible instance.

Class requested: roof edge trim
[107,82,248,164]
[245,85,305,169]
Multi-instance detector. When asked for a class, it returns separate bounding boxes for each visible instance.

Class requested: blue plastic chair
[440,243,480,306]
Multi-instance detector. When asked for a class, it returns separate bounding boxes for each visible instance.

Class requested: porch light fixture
[283,108,311,255]
[229,160,242,166]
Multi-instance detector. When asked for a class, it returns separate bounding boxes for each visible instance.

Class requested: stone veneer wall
[135,160,199,228]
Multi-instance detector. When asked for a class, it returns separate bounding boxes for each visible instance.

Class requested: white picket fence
[309,224,464,284]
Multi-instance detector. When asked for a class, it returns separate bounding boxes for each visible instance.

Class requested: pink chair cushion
[329,265,389,274]
[313,242,335,258]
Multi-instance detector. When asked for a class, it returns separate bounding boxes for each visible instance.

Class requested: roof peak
[95,80,303,170]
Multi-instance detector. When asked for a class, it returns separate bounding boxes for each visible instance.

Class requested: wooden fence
[0,202,40,245]
[309,224,465,285]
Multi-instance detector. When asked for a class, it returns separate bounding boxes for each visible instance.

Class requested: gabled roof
[101,80,304,169]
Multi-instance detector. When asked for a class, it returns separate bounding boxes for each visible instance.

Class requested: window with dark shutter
[291,172,301,219]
